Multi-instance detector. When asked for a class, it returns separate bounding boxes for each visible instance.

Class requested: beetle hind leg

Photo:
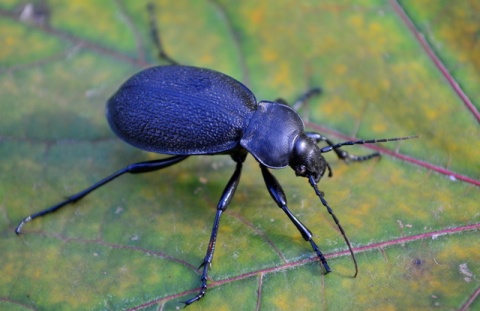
[147,3,179,65]
[15,155,189,234]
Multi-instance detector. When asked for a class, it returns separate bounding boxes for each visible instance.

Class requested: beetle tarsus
[15,216,31,235]
[309,239,332,273]
[183,265,208,307]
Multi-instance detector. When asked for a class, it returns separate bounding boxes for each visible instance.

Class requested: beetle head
[289,133,328,183]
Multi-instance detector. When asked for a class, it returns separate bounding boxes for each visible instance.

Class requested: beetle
[15,6,416,307]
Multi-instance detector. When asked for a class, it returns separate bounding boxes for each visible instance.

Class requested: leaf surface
[1,1,478,310]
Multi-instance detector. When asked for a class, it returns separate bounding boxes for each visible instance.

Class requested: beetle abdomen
[107,66,257,155]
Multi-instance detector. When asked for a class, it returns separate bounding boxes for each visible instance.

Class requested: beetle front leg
[260,164,331,273]
[183,160,243,306]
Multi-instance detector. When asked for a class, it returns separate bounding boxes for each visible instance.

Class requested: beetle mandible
[16,5,417,306]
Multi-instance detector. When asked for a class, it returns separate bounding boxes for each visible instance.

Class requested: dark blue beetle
[16,7,416,306]
[107,65,325,178]
[16,64,413,305]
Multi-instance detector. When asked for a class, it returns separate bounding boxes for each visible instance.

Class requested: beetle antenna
[320,135,418,153]
[308,175,358,277]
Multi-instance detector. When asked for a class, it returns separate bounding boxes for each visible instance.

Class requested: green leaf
[1,1,478,310]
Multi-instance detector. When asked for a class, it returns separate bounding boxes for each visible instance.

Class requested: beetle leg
[183,160,243,306]
[260,164,332,273]
[15,155,189,234]
[147,3,179,65]
[274,98,289,105]
[305,132,380,163]
[291,88,322,111]
[275,88,322,120]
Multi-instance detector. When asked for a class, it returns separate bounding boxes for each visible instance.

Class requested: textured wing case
[106,66,258,155]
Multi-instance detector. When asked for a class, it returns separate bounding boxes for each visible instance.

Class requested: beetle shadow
[21,107,111,142]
